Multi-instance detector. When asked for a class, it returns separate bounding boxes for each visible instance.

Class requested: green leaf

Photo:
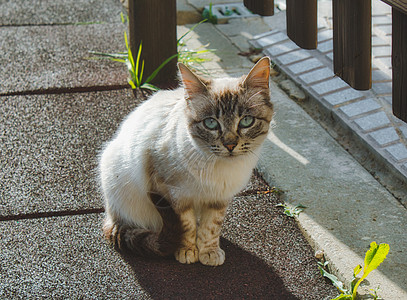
[352,242,390,299]
[144,53,178,84]
[353,264,362,278]
[317,262,348,294]
[332,295,352,300]
[127,78,136,89]
[140,82,159,91]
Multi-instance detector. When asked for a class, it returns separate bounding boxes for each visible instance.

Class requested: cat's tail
[103,193,184,257]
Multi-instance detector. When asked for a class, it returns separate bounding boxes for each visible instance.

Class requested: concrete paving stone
[338,98,381,118]
[0,214,150,299]
[310,77,348,96]
[0,90,137,216]
[372,0,392,15]
[299,67,334,85]
[259,81,407,299]
[372,45,391,57]
[372,15,392,25]
[372,81,392,95]
[326,52,334,61]
[400,125,407,139]
[265,40,298,56]
[372,69,392,82]
[368,127,400,146]
[0,0,124,25]
[323,88,364,106]
[385,143,407,162]
[372,35,391,46]
[277,49,312,65]
[383,95,393,105]
[353,111,391,132]
[286,58,324,75]
[317,29,333,42]
[317,40,333,53]
[375,24,392,36]
[257,32,289,47]
[375,56,393,70]
[0,23,128,94]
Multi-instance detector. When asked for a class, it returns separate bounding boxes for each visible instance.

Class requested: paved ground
[1,0,406,299]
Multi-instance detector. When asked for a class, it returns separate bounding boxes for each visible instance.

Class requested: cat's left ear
[178,63,208,99]
[242,56,271,90]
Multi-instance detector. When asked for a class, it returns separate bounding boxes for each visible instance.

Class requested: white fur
[100,82,265,232]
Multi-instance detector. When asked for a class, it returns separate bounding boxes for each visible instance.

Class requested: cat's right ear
[178,63,207,99]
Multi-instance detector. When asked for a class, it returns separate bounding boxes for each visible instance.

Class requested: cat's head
[179,57,274,158]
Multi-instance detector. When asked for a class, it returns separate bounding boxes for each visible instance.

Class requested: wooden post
[286,0,317,49]
[243,0,274,16]
[128,0,177,86]
[392,8,407,122]
[333,0,371,90]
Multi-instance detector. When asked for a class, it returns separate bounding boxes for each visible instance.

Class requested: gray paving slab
[0,89,137,216]
[0,23,128,94]
[0,214,150,299]
[0,0,124,25]
[258,81,407,300]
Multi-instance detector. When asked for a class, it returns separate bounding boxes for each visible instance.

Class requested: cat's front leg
[197,202,228,266]
[174,207,199,264]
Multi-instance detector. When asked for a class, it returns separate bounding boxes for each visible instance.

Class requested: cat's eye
[203,118,219,130]
[239,116,255,128]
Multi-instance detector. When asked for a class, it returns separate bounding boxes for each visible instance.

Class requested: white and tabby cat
[100,57,273,266]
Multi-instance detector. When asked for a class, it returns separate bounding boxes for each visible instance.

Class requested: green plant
[318,242,390,300]
[276,203,306,217]
[202,2,218,24]
[90,15,214,92]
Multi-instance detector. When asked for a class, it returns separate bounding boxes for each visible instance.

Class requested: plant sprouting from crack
[318,241,390,300]
[89,15,214,93]
[276,203,306,217]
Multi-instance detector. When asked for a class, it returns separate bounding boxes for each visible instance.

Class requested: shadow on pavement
[120,237,299,299]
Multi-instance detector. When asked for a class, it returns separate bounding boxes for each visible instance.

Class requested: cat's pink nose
[224,143,237,152]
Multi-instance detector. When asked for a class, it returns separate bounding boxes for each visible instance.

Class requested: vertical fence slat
[392,8,407,122]
[129,0,177,86]
[333,0,372,90]
[243,0,274,16]
[286,0,317,49]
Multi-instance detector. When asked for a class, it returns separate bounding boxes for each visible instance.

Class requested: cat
[100,57,274,266]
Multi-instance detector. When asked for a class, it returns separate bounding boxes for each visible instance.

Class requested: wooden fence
[244,0,407,122]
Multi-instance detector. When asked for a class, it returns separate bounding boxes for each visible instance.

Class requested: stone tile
[257,32,288,47]
[0,90,137,216]
[368,127,400,146]
[0,24,127,94]
[400,125,407,139]
[375,24,392,35]
[372,70,391,82]
[0,0,124,25]
[372,35,390,46]
[299,67,334,85]
[372,81,392,95]
[277,49,312,65]
[385,144,407,162]
[374,56,393,70]
[310,77,348,96]
[317,29,333,42]
[326,52,334,61]
[323,89,364,106]
[372,1,392,15]
[265,40,298,56]
[0,214,149,298]
[286,58,323,75]
[372,15,392,25]
[318,40,333,53]
[339,99,381,118]
[372,45,391,57]
[354,111,391,131]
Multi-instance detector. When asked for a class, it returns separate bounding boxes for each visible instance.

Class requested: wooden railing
[244,0,407,122]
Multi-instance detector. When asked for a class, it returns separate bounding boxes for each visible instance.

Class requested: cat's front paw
[199,248,225,266]
[175,246,199,264]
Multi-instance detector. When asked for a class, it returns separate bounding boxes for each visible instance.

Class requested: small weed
[202,2,218,24]
[276,203,306,217]
[318,242,390,300]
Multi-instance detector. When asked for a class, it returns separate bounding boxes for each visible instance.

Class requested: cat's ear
[178,63,208,98]
[242,56,271,90]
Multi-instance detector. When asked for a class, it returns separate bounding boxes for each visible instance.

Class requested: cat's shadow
[119,237,298,299]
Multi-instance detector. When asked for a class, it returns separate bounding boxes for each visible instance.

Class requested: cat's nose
[224,143,237,152]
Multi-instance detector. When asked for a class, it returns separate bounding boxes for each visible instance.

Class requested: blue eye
[239,116,254,128]
[203,118,219,130]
